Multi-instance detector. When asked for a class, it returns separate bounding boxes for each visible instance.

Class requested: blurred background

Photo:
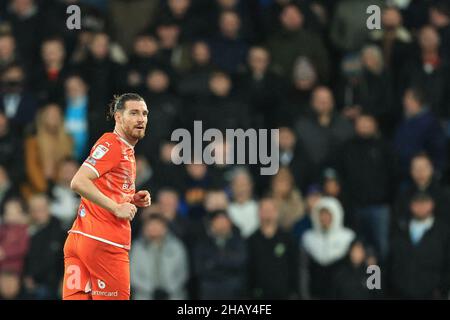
[1,0,450,300]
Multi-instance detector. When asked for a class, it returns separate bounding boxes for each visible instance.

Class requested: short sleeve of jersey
[82,135,121,178]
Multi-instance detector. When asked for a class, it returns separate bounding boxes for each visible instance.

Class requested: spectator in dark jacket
[137,68,182,160]
[399,26,450,119]
[394,153,450,227]
[267,4,329,82]
[247,197,299,299]
[295,86,354,182]
[208,11,248,75]
[0,113,25,185]
[31,37,69,105]
[0,31,20,73]
[388,192,450,299]
[237,46,285,129]
[331,241,380,299]
[194,209,247,299]
[430,1,450,59]
[23,194,65,300]
[0,166,19,215]
[336,114,397,261]
[393,87,447,181]
[0,64,38,136]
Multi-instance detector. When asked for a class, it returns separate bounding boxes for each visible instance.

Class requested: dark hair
[406,86,427,106]
[107,93,144,121]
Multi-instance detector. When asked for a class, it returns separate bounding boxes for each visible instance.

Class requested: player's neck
[113,128,137,147]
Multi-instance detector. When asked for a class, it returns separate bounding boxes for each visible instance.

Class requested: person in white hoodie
[301,197,355,299]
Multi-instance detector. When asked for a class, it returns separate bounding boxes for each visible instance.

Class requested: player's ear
[114,111,121,123]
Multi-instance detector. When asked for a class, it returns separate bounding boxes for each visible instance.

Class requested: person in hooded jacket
[301,197,355,299]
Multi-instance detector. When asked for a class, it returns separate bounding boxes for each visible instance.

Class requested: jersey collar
[114,130,135,149]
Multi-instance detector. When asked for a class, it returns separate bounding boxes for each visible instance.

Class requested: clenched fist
[132,190,151,208]
[113,202,137,220]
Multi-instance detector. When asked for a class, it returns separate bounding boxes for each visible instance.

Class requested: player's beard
[126,125,146,140]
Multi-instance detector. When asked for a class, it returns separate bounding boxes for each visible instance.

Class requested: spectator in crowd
[184,71,250,132]
[138,68,182,160]
[107,0,160,54]
[281,56,318,124]
[394,153,450,226]
[247,197,299,299]
[228,167,259,239]
[177,41,215,99]
[295,86,354,182]
[267,4,329,82]
[393,87,447,181]
[194,209,247,299]
[238,46,284,129]
[0,166,19,215]
[23,194,65,300]
[154,19,190,73]
[78,31,124,143]
[336,114,397,261]
[24,103,73,195]
[0,31,19,73]
[209,10,248,74]
[0,111,25,185]
[2,0,43,66]
[159,0,206,41]
[125,32,161,92]
[429,1,450,59]
[301,197,355,299]
[156,188,190,245]
[0,271,24,300]
[48,158,79,231]
[292,184,320,243]
[330,0,384,55]
[338,46,395,136]
[130,213,189,300]
[31,37,68,105]
[331,240,379,299]
[369,5,412,95]
[0,198,29,275]
[182,163,218,220]
[388,192,450,299]
[151,142,186,194]
[277,126,312,193]
[400,25,450,119]
[63,74,90,161]
[0,64,38,135]
[269,167,305,232]
[320,168,351,224]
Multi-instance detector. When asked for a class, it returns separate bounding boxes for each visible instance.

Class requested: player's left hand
[133,190,151,208]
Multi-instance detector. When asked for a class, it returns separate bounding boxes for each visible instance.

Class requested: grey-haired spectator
[130,213,189,300]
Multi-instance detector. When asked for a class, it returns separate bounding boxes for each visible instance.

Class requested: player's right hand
[113,203,137,221]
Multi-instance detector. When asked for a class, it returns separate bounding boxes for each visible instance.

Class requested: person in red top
[62,93,151,300]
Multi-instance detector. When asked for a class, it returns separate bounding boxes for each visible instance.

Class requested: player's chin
[132,130,146,139]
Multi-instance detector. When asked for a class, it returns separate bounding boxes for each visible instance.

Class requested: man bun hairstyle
[107,93,145,120]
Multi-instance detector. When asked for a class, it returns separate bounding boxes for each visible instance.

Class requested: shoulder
[91,132,122,153]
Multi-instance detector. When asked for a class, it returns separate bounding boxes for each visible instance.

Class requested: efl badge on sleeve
[92,144,109,159]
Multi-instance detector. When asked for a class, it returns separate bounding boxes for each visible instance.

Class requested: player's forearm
[71,176,118,214]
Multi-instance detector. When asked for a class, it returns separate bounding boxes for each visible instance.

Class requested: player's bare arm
[70,165,137,221]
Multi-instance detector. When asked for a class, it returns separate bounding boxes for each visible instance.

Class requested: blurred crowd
[1,0,450,300]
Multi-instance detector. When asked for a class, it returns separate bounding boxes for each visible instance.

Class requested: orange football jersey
[68,131,136,250]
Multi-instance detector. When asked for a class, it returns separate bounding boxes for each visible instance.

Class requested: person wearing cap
[388,192,450,299]
[130,213,189,300]
[193,209,247,299]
